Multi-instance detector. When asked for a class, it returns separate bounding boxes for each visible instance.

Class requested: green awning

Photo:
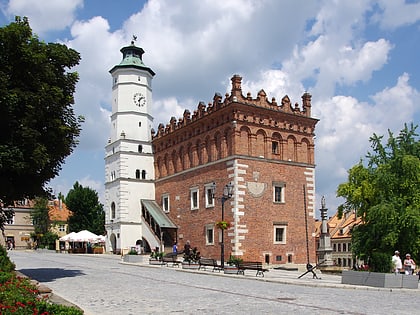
[141,200,177,228]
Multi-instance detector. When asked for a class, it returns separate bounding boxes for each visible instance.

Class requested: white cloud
[373,0,420,29]
[4,0,83,35]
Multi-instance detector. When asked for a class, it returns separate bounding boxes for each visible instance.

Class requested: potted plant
[182,247,201,269]
[123,248,143,263]
[224,255,242,274]
[215,221,231,230]
[149,250,164,265]
[92,244,104,254]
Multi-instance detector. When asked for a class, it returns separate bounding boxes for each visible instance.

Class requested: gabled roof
[48,200,72,222]
[315,210,361,239]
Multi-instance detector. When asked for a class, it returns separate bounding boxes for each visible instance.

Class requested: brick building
[105,41,319,266]
[153,75,318,265]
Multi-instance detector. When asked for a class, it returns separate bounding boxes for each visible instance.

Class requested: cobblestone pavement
[8,250,419,315]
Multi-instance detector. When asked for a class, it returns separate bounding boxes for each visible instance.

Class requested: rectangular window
[205,225,214,245]
[272,141,279,154]
[190,188,199,210]
[205,184,215,208]
[162,194,170,213]
[273,182,285,203]
[6,214,14,225]
[273,224,287,244]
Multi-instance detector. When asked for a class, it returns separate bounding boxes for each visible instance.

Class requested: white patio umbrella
[70,230,99,242]
[59,232,77,242]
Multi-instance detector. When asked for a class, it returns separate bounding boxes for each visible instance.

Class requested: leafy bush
[227,255,243,266]
[369,252,393,273]
[149,251,163,260]
[0,245,83,314]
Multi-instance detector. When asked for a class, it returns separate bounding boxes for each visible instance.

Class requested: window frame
[190,187,199,210]
[162,194,170,213]
[205,225,214,245]
[273,181,286,203]
[273,224,287,244]
[204,184,215,208]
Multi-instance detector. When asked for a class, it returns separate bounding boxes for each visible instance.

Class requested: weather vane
[131,35,138,45]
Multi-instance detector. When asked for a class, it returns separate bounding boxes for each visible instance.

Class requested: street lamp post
[211,182,234,268]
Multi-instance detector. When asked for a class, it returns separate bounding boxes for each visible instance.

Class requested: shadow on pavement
[17,268,84,283]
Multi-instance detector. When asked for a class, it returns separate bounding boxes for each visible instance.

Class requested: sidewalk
[117,255,420,292]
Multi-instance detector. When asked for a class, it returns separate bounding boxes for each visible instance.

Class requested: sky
[1,0,419,217]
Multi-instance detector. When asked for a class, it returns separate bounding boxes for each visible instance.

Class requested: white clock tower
[105,39,155,253]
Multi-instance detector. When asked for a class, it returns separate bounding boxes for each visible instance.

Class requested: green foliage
[0,272,83,314]
[128,249,138,255]
[337,123,420,271]
[150,251,163,260]
[227,255,243,266]
[0,245,15,272]
[31,197,50,235]
[369,252,393,273]
[65,182,105,235]
[0,16,82,232]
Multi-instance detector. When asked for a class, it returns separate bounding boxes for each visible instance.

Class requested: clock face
[133,92,146,107]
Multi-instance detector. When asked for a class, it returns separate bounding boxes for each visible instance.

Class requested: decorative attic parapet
[152,74,313,139]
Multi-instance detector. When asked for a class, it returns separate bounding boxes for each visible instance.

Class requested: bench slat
[237,261,268,277]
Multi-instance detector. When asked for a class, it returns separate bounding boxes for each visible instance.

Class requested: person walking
[403,253,416,275]
[172,242,178,254]
[391,250,402,274]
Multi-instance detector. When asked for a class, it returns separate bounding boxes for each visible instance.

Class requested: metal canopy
[141,199,177,228]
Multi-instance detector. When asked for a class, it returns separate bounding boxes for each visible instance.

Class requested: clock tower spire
[105,39,155,253]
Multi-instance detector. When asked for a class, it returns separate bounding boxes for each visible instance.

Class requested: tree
[65,182,105,235]
[29,197,59,249]
[31,197,50,236]
[0,17,82,232]
[337,123,420,272]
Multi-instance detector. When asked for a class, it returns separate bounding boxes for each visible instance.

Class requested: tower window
[135,169,140,179]
[111,202,116,219]
[138,145,143,153]
[139,122,142,127]
[272,141,279,154]
[141,170,146,179]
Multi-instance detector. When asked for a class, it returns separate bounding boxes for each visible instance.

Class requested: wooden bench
[162,253,182,267]
[198,258,222,272]
[237,261,268,277]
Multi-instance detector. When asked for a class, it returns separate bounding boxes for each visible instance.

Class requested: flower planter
[341,270,418,289]
[123,255,143,263]
[92,247,103,254]
[149,259,164,265]
[223,265,239,274]
[182,262,200,270]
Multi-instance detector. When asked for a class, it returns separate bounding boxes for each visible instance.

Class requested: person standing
[392,250,402,274]
[403,253,416,275]
[172,242,178,254]
[184,240,191,255]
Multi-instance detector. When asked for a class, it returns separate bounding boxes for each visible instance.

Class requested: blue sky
[1,0,420,216]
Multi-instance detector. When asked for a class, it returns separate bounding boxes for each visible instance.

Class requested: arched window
[138,145,143,153]
[111,202,116,219]
[135,169,140,179]
[141,170,146,179]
